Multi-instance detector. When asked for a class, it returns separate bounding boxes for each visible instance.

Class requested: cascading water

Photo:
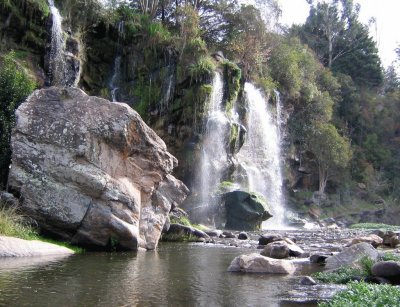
[198,72,229,212]
[236,83,286,228]
[109,21,124,102]
[47,0,66,86]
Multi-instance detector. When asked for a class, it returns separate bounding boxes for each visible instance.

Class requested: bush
[319,282,400,307]
[0,51,35,188]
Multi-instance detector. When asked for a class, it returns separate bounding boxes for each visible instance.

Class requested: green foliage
[0,202,83,253]
[0,51,35,187]
[0,205,38,240]
[319,282,400,307]
[349,223,400,231]
[381,252,400,262]
[188,56,216,83]
[313,265,366,285]
[223,60,242,111]
[170,215,192,227]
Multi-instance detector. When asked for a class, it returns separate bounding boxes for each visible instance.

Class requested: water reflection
[0,243,335,306]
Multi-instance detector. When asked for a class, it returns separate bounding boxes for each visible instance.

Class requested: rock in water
[8,87,188,251]
[223,191,272,231]
[227,253,295,274]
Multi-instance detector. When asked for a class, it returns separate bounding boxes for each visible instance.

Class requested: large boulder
[227,253,295,274]
[325,242,379,270]
[371,261,400,284]
[223,191,272,231]
[7,87,188,251]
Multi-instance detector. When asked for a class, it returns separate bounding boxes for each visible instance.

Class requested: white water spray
[198,72,229,207]
[110,21,124,102]
[48,0,66,86]
[237,83,286,228]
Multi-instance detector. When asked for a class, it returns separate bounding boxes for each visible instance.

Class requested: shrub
[0,205,38,240]
[319,282,400,307]
[0,51,35,188]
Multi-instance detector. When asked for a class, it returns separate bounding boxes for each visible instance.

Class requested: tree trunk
[318,165,328,194]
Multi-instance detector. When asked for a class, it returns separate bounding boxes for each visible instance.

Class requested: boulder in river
[7,87,188,251]
[325,242,379,270]
[223,191,272,231]
[228,253,296,274]
[261,241,289,259]
[350,234,383,248]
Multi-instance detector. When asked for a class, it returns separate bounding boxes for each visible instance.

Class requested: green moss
[223,60,242,112]
[161,232,198,242]
[229,123,239,154]
[189,56,216,83]
[319,282,400,307]
[170,215,192,227]
[381,252,400,262]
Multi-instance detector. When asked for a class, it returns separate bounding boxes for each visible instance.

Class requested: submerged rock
[227,253,295,274]
[223,191,272,231]
[300,276,317,285]
[7,87,188,251]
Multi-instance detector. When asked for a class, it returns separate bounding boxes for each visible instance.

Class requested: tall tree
[294,0,383,87]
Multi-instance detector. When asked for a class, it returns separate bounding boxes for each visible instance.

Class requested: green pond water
[0,242,330,306]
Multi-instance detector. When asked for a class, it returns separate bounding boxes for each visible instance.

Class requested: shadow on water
[0,243,339,306]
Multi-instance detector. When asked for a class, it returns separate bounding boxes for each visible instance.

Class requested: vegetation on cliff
[0,0,399,223]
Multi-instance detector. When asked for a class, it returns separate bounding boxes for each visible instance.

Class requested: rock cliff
[7,87,188,250]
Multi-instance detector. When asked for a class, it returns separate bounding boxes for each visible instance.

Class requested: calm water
[0,243,331,307]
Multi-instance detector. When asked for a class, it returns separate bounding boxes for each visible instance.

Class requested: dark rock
[300,276,317,285]
[238,232,248,240]
[371,261,400,284]
[325,243,379,270]
[310,253,330,264]
[0,191,18,207]
[223,191,272,231]
[364,276,391,284]
[259,234,283,245]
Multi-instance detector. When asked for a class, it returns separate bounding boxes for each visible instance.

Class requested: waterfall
[236,83,286,228]
[109,21,124,102]
[48,0,66,86]
[198,72,229,211]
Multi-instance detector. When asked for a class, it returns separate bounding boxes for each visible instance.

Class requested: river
[0,231,352,306]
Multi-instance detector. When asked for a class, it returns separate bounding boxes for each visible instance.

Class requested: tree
[308,123,352,193]
[0,52,35,188]
[294,0,383,87]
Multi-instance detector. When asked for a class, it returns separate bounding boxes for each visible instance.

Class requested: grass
[349,223,400,231]
[0,204,83,253]
[319,282,400,307]
[313,256,375,284]
[381,252,400,262]
[313,266,365,284]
